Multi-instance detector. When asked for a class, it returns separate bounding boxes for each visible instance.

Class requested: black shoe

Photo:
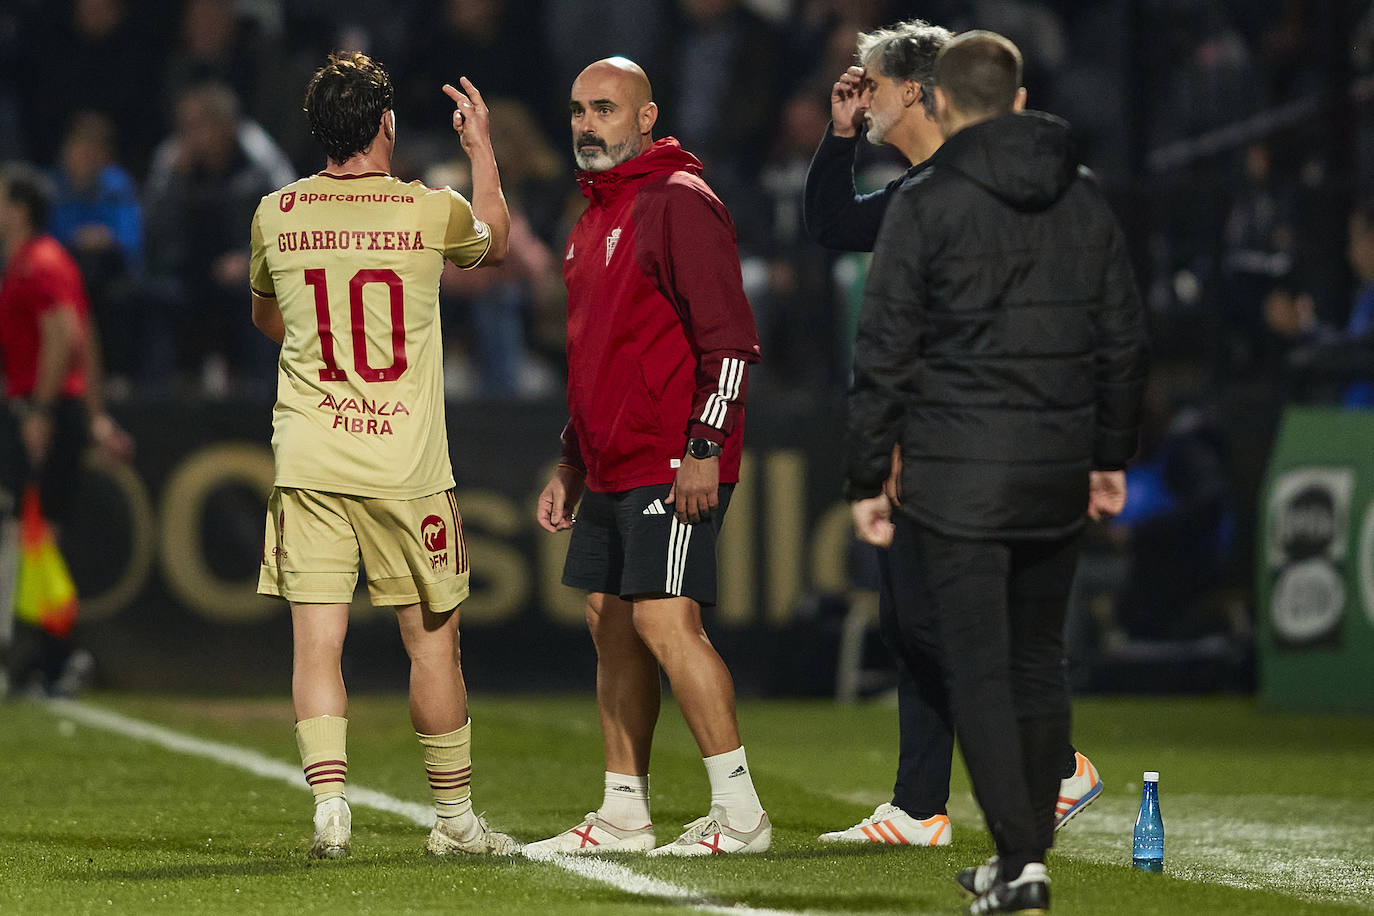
[956,855,999,896]
[966,862,1049,914]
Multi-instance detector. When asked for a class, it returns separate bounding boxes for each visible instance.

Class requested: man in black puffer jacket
[846,31,1148,915]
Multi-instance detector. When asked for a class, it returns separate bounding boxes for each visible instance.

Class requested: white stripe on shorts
[666,515,692,595]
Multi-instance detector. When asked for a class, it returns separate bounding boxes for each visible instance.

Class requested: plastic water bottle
[1132,770,1164,873]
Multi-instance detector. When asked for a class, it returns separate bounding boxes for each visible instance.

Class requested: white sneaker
[647,805,771,856]
[308,797,351,859]
[818,803,951,845]
[1055,751,1103,830]
[425,812,522,856]
[523,812,655,856]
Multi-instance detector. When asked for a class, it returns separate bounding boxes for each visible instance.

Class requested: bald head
[575,57,653,109]
[569,57,658,171]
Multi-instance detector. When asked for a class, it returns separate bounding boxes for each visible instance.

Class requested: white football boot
[523,812,655,857]
[308,797,351,860]
[425,812,522,856]
[648,805,771,856]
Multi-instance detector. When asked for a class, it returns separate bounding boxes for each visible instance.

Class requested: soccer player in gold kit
[249,51,515,859]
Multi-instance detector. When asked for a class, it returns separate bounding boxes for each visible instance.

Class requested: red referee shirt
[0,234,90,399]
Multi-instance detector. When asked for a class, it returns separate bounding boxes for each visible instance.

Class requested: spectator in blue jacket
[48,111,142,391]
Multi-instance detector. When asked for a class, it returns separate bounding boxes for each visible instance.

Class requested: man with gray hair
[847,30,1147,912]
[806,20,1102,850]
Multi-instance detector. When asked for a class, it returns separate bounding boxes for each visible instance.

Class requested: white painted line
[46,700,810,916]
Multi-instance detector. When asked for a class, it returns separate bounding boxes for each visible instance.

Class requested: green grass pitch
[1,693,1370,914]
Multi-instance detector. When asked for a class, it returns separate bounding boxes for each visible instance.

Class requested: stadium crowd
[1,0,1367,398]
[3,0,1374,676]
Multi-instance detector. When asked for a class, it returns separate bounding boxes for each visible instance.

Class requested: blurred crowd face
[61,134,106,189]
[60,115,115,190]
[182,0,236,59]
[75,0,123,39]
[177,90,238,169]
[569,67,650,173]
[447,0,501,36]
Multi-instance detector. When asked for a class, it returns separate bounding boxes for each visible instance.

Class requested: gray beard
[574,135,640,172]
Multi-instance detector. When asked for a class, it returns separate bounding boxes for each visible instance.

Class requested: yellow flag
[14,485,78,638]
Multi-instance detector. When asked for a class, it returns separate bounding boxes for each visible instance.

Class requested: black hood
[931,110,1078,211]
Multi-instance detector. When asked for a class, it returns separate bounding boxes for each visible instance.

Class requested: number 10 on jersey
[304,268,408,383]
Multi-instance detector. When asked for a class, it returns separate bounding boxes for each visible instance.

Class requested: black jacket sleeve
[844,186,926,499]
[803,124,900,252]
[1092,220,1150,469]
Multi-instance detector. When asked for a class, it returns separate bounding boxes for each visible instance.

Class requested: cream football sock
[296,715,348,804]
[417,719,474,824]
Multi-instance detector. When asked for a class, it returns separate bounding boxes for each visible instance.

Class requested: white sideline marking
[46,700,808,916]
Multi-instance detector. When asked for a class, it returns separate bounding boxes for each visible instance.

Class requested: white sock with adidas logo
[704,746,764,827]
[599,771,651,828]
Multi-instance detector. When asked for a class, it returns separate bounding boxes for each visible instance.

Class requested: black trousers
[1,398,90,689]
[885,514,1078,871]
[876,511,953,818]
[877,512,1080,821]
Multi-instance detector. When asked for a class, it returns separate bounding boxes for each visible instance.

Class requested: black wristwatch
[686,437,723,460]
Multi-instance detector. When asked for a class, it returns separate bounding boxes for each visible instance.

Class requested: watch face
[689,438,719,459]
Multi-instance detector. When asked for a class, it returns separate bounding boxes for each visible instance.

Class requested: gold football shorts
[258,487,469,612]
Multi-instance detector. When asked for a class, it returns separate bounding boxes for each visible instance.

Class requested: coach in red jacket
[532,57,768,858]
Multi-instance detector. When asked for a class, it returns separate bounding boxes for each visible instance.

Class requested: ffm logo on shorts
[280,191,296,212]
[266,508,288,560]
[421,515,448,570]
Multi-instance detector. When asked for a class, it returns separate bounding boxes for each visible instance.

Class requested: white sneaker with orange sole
[818,803,951,846]
[1054,751,1103,830]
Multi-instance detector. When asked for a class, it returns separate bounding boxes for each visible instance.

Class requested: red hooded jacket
[560,138,760,492]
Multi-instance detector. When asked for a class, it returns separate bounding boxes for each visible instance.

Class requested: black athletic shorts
[562,483,734,607]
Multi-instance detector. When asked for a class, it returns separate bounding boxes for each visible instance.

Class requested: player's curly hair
[304,51,395,165]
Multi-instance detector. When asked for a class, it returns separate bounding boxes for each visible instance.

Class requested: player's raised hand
[830,66,868,138]
[443,78,492,154]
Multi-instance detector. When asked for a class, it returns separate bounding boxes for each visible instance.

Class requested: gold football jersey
[250,172,490,499]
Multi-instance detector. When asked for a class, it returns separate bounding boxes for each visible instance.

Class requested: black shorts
[562,483,734,607]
